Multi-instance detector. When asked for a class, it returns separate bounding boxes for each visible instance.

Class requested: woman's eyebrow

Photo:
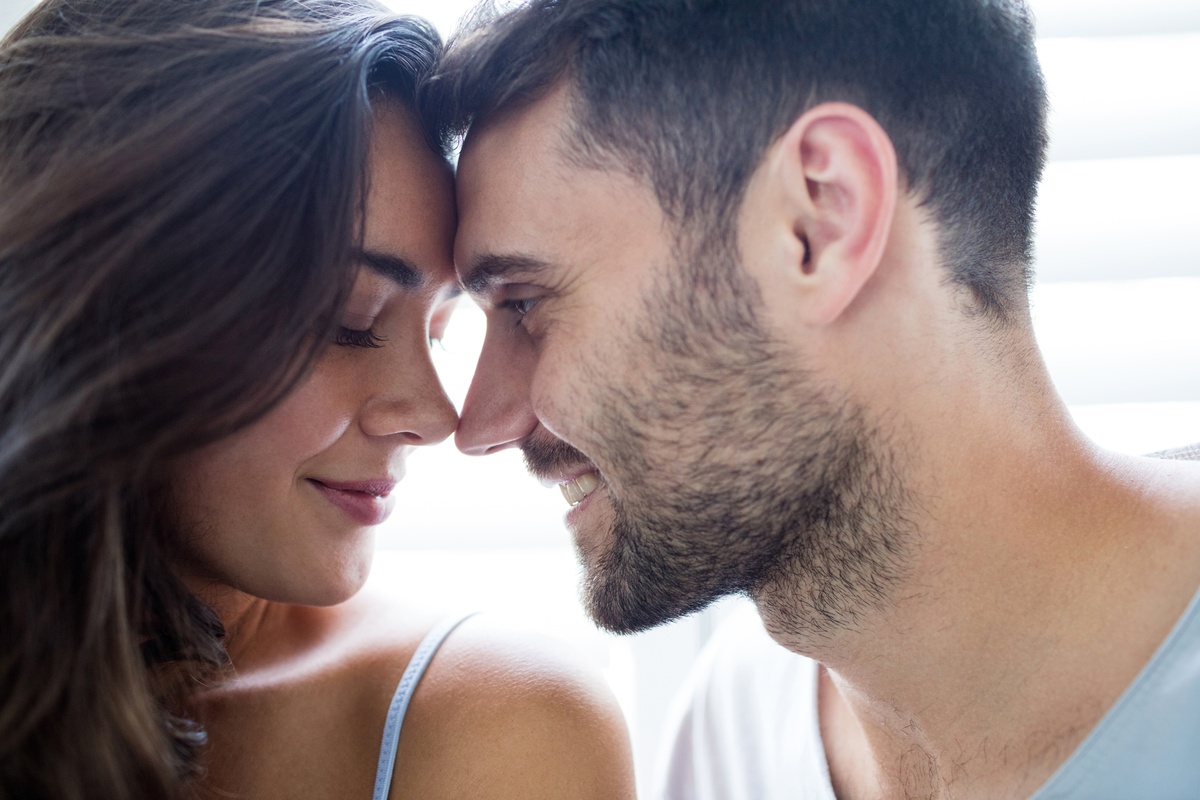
[355,249,423,289]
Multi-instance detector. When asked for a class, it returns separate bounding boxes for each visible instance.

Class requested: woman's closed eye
[334,325,385,348]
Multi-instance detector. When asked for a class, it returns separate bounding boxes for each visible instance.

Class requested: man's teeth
[559,472,600,507]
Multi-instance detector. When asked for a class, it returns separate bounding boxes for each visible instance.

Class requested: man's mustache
[522,434,592,480]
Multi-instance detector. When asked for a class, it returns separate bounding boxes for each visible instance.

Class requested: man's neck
[754,406,1200,799]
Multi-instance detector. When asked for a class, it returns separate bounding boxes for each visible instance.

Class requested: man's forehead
[454,86,579,275]
[454,82,672,293]
[459,84,575,184]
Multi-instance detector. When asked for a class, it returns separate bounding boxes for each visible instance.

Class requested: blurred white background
[3,0,1199,793]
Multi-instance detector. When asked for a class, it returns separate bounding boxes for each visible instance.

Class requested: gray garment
[1030,586,1200,799]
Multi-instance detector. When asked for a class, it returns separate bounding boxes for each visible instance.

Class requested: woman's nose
[359,348,458,446]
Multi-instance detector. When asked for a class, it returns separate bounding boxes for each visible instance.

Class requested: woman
[0,2,635,798]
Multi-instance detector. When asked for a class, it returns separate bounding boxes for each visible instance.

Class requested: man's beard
[524,233,912,639]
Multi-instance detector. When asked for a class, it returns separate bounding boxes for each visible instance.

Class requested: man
[426,1,1200,797]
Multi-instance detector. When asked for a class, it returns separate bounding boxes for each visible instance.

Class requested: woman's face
[172,106,460,607]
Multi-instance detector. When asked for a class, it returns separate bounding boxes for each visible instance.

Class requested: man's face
[455,87,906,634]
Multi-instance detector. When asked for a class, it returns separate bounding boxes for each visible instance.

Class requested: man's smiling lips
[539,470,602,507]
[519,434,603,508]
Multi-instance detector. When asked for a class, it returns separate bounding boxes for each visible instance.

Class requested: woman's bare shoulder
[208,590,636,800]
[374,610,637,800]
[188,592,439,800]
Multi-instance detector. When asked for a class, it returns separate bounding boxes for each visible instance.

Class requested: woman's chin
[308,576,370,607]
[296,559,373,607]
[247,548,375,608]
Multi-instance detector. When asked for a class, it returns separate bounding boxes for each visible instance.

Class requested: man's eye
[501,296,539,324]
[334,326,385,348]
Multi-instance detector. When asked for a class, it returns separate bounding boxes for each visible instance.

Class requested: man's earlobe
[775,103,898,327]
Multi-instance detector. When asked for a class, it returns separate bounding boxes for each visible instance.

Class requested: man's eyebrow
[461,254,553,295]
[355,249,423,289]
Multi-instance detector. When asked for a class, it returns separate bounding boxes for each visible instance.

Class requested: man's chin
[583,586,674,634]
[579,552,729,635]
[573,493,758,633]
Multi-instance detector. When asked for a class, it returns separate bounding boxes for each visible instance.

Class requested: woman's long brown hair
[0,2,444,797]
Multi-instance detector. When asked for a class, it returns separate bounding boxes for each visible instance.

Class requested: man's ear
[760,102,898,327]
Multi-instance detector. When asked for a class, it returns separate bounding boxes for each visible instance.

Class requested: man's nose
[455,331,538,456]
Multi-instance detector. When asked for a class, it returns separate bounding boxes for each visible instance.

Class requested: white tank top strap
[371,612,477,800]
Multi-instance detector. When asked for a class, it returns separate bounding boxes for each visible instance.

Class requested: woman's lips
[308,478,396,526]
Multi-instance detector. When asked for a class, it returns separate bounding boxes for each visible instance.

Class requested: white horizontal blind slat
[1033,278,1200,405]
[1034,156,1200,283]
[1028,0,1200,38]
[1039,34,1200,162]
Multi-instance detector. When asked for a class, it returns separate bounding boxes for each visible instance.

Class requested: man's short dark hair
[426,0,1049,321]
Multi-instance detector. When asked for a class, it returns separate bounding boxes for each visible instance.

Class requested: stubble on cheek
[563,236,916,638]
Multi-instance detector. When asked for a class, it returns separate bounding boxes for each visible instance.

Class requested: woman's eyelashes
[336,289,459,350]
[336,323,446,350]
[334,325,385,349]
